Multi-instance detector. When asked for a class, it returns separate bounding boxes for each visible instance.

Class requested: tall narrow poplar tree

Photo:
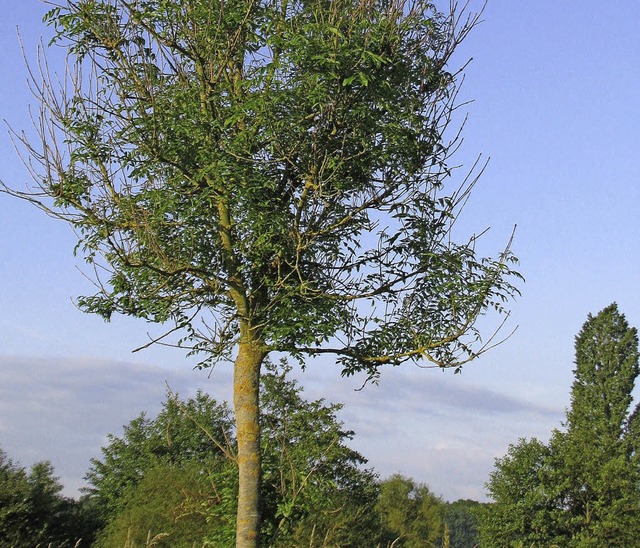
[482,304,640,546]
[555,304,640,544]
[2,1,520,545]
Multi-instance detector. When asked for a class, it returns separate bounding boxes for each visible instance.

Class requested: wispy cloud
[0,355,232,495]
[0,354,564,501]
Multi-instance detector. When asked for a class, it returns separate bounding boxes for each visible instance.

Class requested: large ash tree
[3,0,519,545]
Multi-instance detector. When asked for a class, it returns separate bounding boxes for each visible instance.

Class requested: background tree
[87,360,379,546]
[260,359,380,546]
[479,437,560,546]
[551,303,640,545]
[85,389,236,523]
[0,447,95,547]
[3,0,520,543]
[481,304,640,546]
[94,461,226,548]
[442,499,481,548]
[0,448,36,546]
[376,473,444,547]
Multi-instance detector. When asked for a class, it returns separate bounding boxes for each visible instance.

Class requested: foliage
[85,389,235,521]
[376,473,444,547]
[0,448,37,547]
[479,437,560,546]
[65,495,105,547]
[481,304,640,546]
[94,462,221,548]
[0,447,95,547]
[4,0,520,541]
[14,0,520,374]
[260,359,380,546]
[85,388,241,545]
[442,499,481,548]
[551,303,640,545]
[86,360,379,546]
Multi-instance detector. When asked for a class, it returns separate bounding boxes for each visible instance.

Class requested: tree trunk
[234,338,266,547]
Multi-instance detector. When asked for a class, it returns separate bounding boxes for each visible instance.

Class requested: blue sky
[1,1,639,502]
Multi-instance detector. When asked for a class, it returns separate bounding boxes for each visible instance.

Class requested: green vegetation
[1,0,519,543]
[85,388,236,524]
[10,2,636,547]
[0,448,99,547]
[0,1,636,546]
[93,462,223,547]
[480,304,640,546]
[258,360,380,546]
[87,359,381,546]
[0,362,481,547]
[442,499,482,548]
[376,474,444,547]
[15,303,640,548]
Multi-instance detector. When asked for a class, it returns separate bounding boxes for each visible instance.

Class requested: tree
[552,303,640,545]
[93,461,223,547]
[85,389,236,524]
[3,0,520,544]
[481,304,640,546]
[0,447,93,547]
[0,448,34,546]
[87,360,379,546]
[376,474,444,547]
[260,359,379,546]
[479,437,560,546]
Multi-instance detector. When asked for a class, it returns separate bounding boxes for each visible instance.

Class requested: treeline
[0,451,100,546]
[1,360,481,547]
[5,304,639,546]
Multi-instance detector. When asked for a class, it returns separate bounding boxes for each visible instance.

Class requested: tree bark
[234,336,267,547]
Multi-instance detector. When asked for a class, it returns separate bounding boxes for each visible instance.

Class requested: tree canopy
[88,359,380,546]
[480,304,640,546]
[0,447,98,547]
[85,388,236,522]
[259,360,380,546]
[442,499,481,548]
[2,0,520,543]
[12,0,520,374]
[376,473,444,547]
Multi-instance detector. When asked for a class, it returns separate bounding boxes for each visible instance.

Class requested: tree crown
[5,0,520,378]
